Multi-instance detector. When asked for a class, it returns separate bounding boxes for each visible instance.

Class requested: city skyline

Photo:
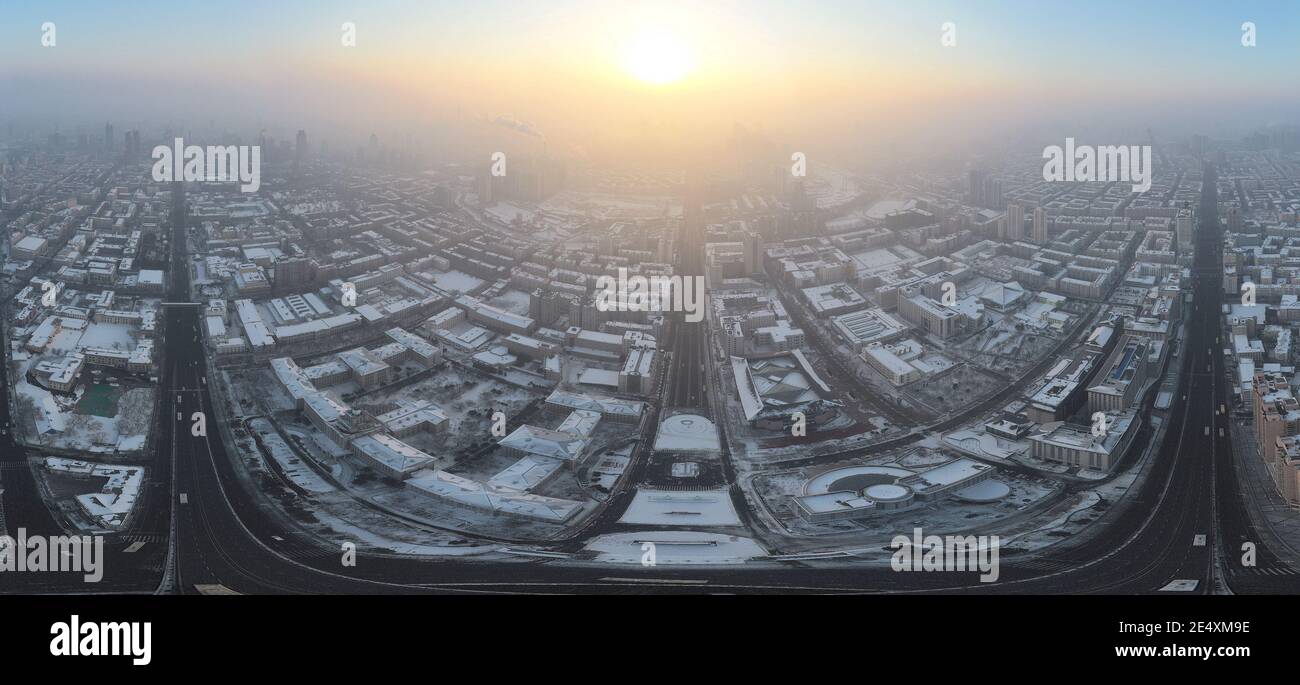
[5,0,1300,168]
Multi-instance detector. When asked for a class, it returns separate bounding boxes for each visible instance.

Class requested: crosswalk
[278,544,342,562]
[1008,558,1081,572]
[114,530,339,563]
[1233,565,1297,577]
[117,532,167,544]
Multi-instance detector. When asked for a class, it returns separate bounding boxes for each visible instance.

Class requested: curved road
[4,167,1296,594]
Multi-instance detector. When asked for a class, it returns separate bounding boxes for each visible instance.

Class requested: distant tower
[968,168,986,204]
[295,129,307,168]
[104,122,114,150]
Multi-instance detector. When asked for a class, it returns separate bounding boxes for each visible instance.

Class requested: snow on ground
[486,289,532,316]
[116,434,147,451]
[428,270,484,294]
[619,488,741,526]
[1000,491,1102,549]
[12,357,151,453]
[588,446,631,492]
[484,202,536,224]
[305,508,492,557]
[14,368,66,434]
[43,457,144,529]
[943,429,1029,462]
[585,531,766,565]
[47,327,86,355]
[250,418,336,495]
[77,322,137,350]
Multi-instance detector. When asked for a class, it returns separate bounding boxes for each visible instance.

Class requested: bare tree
[15,394,38,442]
[117,388,154,436]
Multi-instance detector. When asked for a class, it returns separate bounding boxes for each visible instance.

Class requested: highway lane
[666,194,707,410]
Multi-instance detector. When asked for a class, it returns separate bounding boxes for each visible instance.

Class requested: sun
[621,28,695,85]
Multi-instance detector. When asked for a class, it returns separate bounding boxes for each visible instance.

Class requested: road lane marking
[124,541,147,553]
[193,584,241,595]
[598,577,709,585]
[179,493,188,504]
[1193,534,1206,546]
[1159,579,1199,592]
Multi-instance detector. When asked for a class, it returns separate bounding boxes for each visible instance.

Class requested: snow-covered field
[249,418,336,495]
[619,488,741,526]
[426,270,484,294]
[12,357,153,454]
[486,289,532,316]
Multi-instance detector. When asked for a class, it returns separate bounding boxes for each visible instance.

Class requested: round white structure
[863,483,914,509]
[952,480,1011,503]
[653,413,721,454]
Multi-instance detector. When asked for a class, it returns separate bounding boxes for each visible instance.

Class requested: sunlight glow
[621,28,695,85]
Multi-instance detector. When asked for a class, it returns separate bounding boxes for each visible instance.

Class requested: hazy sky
[4,0,1299,164]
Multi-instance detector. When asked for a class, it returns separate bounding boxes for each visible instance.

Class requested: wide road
[8,170,1298,594]
[665,191,706,410]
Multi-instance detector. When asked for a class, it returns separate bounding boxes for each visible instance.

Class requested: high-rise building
[968,169,986,204]
[124,130,141,157]
[1176,208,1193,250]
[1005,203,1025,241]
[986,177,1005,209]
[1032,206,1048,244]
[969,170,1005,210]
[295,129,307,167]
[744,229,764,276]
[104,122,114,150]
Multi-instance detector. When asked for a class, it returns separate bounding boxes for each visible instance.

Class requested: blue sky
[4,0,1296,76]
[2,1,1297,150]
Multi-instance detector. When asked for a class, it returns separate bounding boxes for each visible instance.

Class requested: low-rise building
[1028,410,1138,471]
